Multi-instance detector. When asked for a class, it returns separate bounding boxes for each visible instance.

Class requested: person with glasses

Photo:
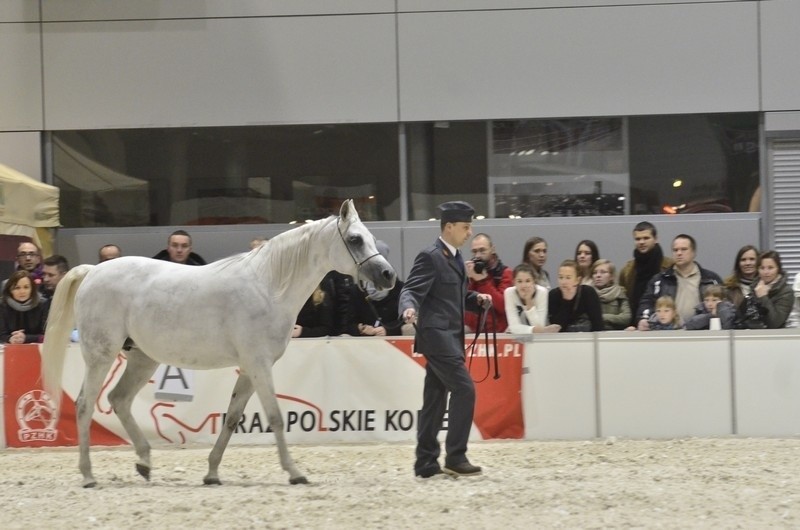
[2,242,44,293]
[464,233,512,333]
[15,241,43,278]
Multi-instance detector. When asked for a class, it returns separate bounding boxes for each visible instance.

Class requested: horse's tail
[41,264,94,411]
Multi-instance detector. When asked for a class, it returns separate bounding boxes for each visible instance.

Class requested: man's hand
[477,294,492,308]
[637,319,650,331]
[465,260,488,281]
[402,308,417,325]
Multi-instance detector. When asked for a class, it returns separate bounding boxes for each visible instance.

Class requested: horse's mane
[208,216,337,300]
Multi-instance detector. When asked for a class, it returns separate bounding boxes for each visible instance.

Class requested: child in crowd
[684,285,736,330]
[649,295,683,330]
[626,295,683,331]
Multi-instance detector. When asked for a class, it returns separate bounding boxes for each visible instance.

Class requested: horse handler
[399,201,492,479]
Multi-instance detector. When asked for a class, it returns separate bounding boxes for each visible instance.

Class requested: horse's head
[332,200,396,290]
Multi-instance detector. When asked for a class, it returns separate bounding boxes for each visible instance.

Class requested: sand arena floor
[1,438,799,529]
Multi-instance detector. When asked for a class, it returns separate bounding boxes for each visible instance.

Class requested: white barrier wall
[522,334,596,439]
[597,332,733,438]
[3,331,800,450]
[734,330,800,436]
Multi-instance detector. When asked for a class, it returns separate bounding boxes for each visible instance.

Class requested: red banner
[387,338,524,439]
[3,345,127,448]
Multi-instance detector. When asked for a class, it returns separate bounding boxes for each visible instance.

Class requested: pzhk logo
[16,390,58,442]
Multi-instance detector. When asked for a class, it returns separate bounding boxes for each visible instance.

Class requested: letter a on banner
[154,364,194,402]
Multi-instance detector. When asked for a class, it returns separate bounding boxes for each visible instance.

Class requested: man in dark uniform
[399,201,492,479]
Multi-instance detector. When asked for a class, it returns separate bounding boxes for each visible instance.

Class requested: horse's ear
[339,199,356,219]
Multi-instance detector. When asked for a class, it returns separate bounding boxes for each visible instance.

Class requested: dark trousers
[414,353,476,474]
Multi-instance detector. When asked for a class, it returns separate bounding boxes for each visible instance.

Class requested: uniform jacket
[399,239,480,357]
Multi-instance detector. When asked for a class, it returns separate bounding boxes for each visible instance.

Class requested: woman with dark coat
[735,250,793,329]
[0,270,50,344]
[548,260,604,332]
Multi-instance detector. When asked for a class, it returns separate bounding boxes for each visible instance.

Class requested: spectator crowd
[2,221,799,345]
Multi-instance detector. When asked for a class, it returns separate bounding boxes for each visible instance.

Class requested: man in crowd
[464,232,512,333]
[618,221,673,323]
[98,244,122,262]
[2,241,44,291]
[152,230,206,265]
[41,254,70,299]
[400,201,492,479]
[15,241,43,281]
[636,234,722,330]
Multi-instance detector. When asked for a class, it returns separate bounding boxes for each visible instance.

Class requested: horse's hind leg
[204,373,255,485]
[250,365,308,485]
[76,354,117,488]
[107,347,159,481]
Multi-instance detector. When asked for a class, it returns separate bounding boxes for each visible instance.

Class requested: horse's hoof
[289,476,309,485]
[203,477,222,486]
[82,480,97,489]
[135,463,151,481]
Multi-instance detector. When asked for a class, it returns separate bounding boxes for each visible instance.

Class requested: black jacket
[151,249,207,266]
[345,280,406,336]
[636,263,722,321]
[0,298,50,343]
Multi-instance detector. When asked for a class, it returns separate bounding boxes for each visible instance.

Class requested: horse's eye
[348,234,363,246]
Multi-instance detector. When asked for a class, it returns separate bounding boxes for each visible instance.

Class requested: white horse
[41,200,395,488]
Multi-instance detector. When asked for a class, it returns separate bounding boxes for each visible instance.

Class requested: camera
[471,258,487,274]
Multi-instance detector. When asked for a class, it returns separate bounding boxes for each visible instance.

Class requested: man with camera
[465,233,513,333]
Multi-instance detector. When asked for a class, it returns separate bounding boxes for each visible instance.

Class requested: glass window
[406,121,489,220]
[51,124,400,227]
[628,113,759,214]
[407,113,759,219]
[490,118,627,217]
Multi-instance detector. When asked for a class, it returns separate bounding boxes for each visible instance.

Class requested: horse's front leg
[204,373,255,485]
[250,364,308,485]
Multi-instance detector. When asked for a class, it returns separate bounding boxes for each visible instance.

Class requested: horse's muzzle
[362,259,396,290]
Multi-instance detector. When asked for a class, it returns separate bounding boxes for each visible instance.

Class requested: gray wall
[1,0,797,139]
[0,0,788,276]
[57,213,759,284]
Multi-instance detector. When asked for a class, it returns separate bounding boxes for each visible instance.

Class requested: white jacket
[504,285,549,334]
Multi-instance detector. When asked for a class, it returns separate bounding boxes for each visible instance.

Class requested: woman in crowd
[504,263,560,334]
[292,282,335,338]
[575,240,600,285]
[521,236,551,289]
[0,270,49,344]
[548,260,604,332]
[735,250,793,329]
[591,259,631,330]
[723,245,759,317]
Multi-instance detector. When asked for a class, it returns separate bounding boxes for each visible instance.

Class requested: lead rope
[466,305,501,383]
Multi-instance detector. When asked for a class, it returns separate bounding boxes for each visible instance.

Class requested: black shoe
[415,468,444,479]
[443,462,482,477]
